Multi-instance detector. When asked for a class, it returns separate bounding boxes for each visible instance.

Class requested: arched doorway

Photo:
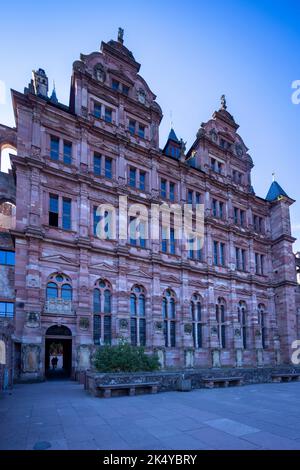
[45,325,72,379]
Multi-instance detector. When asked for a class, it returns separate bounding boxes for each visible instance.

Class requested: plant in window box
[79,317,89,330]
[184,323,193,335]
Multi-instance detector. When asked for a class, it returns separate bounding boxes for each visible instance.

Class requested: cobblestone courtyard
[2,380,300,450]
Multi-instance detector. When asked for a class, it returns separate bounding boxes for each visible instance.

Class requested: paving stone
[204,418,260,437]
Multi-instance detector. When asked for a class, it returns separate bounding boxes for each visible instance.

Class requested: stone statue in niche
[77,345,91,370]
[22,344,41,372]
[94,64,106,83]
[137,88,146,104]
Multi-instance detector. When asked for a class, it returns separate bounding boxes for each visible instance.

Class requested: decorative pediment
[236,289,251,297]
[90,262,117,272]
[127,269,152,279]
[160,274,181,284]
[40,254,78,266]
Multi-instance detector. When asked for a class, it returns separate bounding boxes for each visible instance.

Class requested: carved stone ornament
[184,323,193,334]
[79,317,89,330]
[255,329,262,337]
[211,326,218,335]
[73,60,85,73]
[234,328,241,337]
[155,321,163,331]
[26,312,40,328]
[119,318,128,330]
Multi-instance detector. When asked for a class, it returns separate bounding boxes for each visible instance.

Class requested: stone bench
[271,373,300,383]
[95,381,159,398]
[203,376,243,389]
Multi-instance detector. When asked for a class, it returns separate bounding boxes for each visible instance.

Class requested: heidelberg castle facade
[0,29,298,382]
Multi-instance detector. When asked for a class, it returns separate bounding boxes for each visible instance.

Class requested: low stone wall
[86,365,300,396]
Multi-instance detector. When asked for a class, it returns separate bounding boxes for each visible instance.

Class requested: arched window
[258,303,267,349]
[190,294,203,348]
[46,273,72,300]
[162,289,176,347]
[130,285,146,346]
[238,301,247,349]
[93,279,112,345]
[216,297,226,349]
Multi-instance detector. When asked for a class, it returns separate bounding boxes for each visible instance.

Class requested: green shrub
[93,340,160,373]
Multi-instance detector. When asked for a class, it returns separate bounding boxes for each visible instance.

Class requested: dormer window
[211,158,223,174]
[112,79,119,91]
[129,119,136,135]
[138,124,145,139]
[122,84,129,96]
[93,103,102,119]
[232,170,243,184]
[105,107,112,123]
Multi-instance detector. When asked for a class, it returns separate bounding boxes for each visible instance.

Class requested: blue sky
[0,0,299,249]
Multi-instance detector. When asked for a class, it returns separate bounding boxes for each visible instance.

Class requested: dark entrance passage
[45,325,72,379]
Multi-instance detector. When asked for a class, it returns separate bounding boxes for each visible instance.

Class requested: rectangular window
[240,210,245,227]
[261,255,265,275]
[94,153,102,176]
[131,318,137,346]
[138,124,145,139]
[62,198,71,230]
[219,202,224,219]
[0,250,15,265]
[236,247,240,270]
[129,217,137,246]
[105,157,112,179]
[104,316,112,344]
[161,179,167,198]
[170,322,176,347]
[188,190,193,205]
[213,241,218,265]
[129,119,136,135]
[93,206,100,237]
[217,162,223,174]
[0,302,14,318]
[220,243,225,266]
[234,208,239,224]
[50,136,59,161]
[139,221,147,248]
[49,194,59,227]
[93,103,101,119]
[161,227,167,253]
[139,171,146,191]
[129,168,136,187]
[241,249,246,271]
[122,84,129,96]
[211,158,216,171]
[112,79,119,91]
[195,192,201,205]
[169,182,175,201]
[105,107,112,123]
[63,141,72,165]
[212,199,217,217]
[170,228,175,255]
[93,315,101,345]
